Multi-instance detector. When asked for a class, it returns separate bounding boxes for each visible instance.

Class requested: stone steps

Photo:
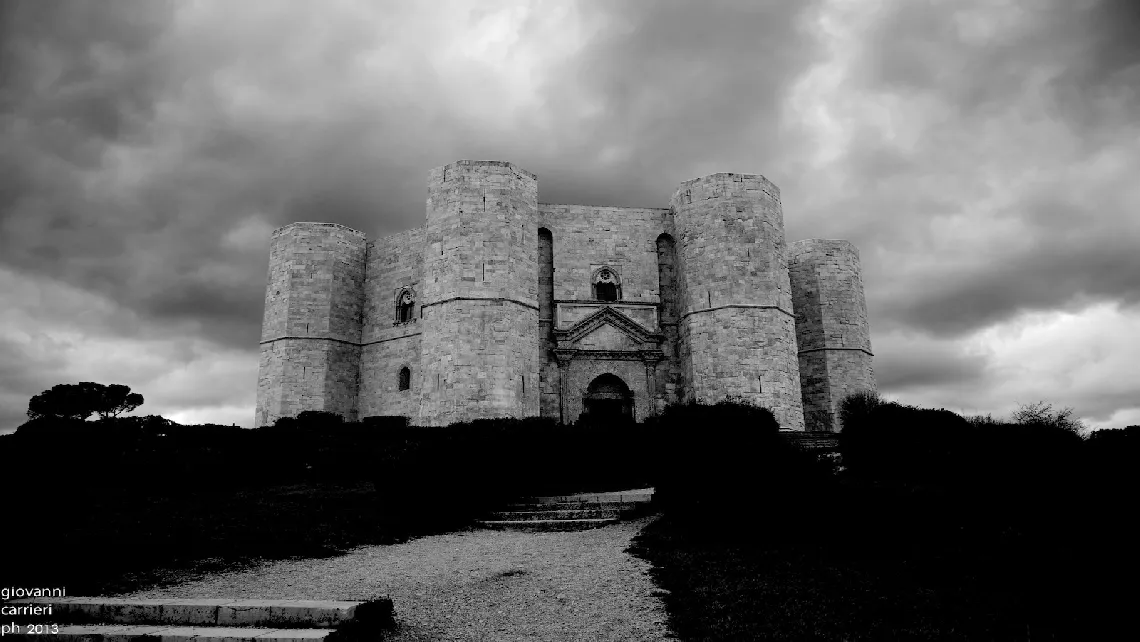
[488,508,622,521]
[2,598,394,641]
[478,518,620,532]
[511,491,654,505]
[501,501,645,512]
[476,488,655,531]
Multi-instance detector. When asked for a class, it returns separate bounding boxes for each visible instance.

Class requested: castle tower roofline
[271,221,366,237]
[672,172,781,201]
[434,159,538,181]
[790,238,858,253]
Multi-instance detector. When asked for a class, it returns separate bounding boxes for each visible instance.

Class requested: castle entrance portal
[582,374,634,423]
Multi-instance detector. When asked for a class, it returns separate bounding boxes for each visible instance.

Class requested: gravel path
[119,515,673,641]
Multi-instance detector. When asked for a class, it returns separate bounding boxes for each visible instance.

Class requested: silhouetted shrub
[837,389,883,433]
[646,401,834,534]
[1085,425,1139,488]
[362,416,410,430]
[295,410,345,426]
[362,415,660,533]
[840,401,979,483]
[1011,400,1087,436]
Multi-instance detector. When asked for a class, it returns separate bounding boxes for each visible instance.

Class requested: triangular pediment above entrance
[574,322,641,351]
[556,306,661,353]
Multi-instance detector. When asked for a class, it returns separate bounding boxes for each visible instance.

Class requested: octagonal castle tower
[417,161,541,426]
[256,223,367,426]
[669,174,806,431]
[255,160,874,431]
[789,239,875,431]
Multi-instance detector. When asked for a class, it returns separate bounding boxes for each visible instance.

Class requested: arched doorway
[582,373,634,423]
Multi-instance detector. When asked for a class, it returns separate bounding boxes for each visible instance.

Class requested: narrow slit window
[398,367,411,391]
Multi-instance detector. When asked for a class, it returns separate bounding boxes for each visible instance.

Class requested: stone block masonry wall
[789,239,875,432]
[537,204,680,418]
[670,173,805,431]
[418,161,540,426]
[362,227,426,343]
[537,205,674,303]
[255,223,367,426]
[359,226,426,419]
[254,160,874,430]
[680,309,804,429]
[419,300,539,425]
[656,233,682,412]
[359,334,422,419]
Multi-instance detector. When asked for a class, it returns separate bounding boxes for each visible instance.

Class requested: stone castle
[255,160,875,431]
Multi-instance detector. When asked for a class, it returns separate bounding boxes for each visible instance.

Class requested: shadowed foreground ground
[116,516,671,642]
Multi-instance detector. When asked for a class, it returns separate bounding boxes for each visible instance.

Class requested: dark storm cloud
[0,0,398,350]
[0,0,825,357]
[858,0,1140,119]
[825,0,1140,339]
[874,342,987,393]
[3,0,1138,432]
[0,335,66,430]
[887,213,1140,337]
[530,0,826,205]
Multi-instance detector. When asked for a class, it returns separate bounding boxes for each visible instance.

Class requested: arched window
[592,267,621,302]
[395,288,415,324]
[398,366,411,391]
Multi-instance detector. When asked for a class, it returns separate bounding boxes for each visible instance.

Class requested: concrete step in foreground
[3,598,395,641]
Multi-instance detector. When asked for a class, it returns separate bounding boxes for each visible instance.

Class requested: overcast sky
[1,0,1137,434]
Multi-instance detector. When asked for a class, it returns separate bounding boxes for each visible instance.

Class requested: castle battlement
[256,160,875,431]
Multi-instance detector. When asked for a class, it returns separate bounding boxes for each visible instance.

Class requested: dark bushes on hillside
[838,393,1088,489]
[829,394,1138,638]
[840,397,980,483]
[645,401,835,535]
[5,411,659,532]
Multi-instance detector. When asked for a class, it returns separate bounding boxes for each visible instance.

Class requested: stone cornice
[259,332,423,348]
[554,299,658,307]
[798,346,874,356]
[554,348,665,363]
[681,304,794,320]
[259,335,362,347]
[420,296,539,312]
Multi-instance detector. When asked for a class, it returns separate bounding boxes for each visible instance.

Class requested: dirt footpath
[120,515,673,641]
